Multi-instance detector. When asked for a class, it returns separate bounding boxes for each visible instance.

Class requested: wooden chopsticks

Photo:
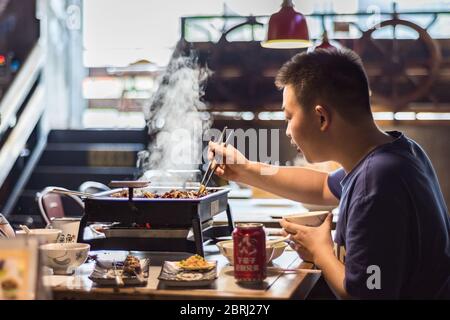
[199,127,233,193]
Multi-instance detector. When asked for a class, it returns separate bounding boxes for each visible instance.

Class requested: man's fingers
[288,241,296,250]
[290,243,309,262]
[279,219,300,235]
[291,235,307,247]
[209,141,227,155]
[281,230,295,243]
[210,141,238,165]
[280,219,309,234]
[208,149,214,161]
[297,247,313,263]
[320,213,333,230]
[215,167,225,176]
[226,144,239,164]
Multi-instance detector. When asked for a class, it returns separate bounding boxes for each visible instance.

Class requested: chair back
[37,187,84,226]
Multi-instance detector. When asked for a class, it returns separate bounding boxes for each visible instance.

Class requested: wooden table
[46,198,327,300]
[46,248,320,300]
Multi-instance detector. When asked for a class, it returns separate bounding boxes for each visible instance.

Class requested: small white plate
[89,258,150,286]
[158,261,217,287]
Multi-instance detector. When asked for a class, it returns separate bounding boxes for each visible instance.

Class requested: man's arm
[315,250,351,299]
[282,192,411,299]
[280,216,352,300]
[240,162,339,206]
[208,142,339,206]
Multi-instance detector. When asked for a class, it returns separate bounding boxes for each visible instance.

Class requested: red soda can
[233,223,266,282]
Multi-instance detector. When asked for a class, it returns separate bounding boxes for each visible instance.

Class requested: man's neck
[333,123,394,173]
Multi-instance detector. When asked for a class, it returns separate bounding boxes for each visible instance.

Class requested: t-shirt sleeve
[344,193,409,299]
[327,168,345,200]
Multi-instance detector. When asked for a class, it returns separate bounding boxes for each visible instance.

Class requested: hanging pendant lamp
[261,0,312,49]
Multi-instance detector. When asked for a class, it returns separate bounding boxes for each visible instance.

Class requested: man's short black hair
[275,48,372,120]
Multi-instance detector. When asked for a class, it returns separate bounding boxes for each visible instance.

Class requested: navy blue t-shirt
[328,131,450,299]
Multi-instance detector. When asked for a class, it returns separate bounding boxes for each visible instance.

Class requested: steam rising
[141,55,211,185]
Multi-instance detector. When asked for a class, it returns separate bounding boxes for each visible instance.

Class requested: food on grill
[176,255,215,271]
[198,184,206,194]
[160,190,209,199]
[122,255,142,276]
[142,191,159,198]
[110,189,129,198]
[110,189,212,199]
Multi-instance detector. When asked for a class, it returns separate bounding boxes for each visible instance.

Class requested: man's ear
[314,105,331,131]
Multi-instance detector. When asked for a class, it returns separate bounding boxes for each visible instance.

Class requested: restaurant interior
[0,0,449,301]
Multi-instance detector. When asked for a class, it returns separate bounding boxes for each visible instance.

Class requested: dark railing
[0,43,47,216]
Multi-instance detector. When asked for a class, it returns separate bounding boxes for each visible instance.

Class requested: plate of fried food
[158,255,217,287]
[176,255,216,271]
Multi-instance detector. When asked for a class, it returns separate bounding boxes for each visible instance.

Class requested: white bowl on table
[40,243,90,275]
[282,211,330,227]
[16,228,62,244]
[216,239,288,265]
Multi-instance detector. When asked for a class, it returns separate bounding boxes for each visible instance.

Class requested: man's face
[282,85,327,163]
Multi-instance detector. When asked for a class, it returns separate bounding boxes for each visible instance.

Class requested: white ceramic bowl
[16,228,62,244]
[301,203,337,212]
[40,243,90,275]
[283,211,330,227]
[216,240,287,265]
[270,241,289,260]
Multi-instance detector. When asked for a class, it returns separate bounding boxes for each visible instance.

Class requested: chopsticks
[199,127,233,193]
[133,269,145,283]
[199,126,227,193]
[267,267,322,274]
[113,259,124,287]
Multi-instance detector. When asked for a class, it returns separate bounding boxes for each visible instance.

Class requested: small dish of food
[158,256,217,287]
[89,255,150,286]
[176,255,215,271]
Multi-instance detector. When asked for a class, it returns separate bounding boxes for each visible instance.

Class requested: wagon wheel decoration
[354,18,441,110]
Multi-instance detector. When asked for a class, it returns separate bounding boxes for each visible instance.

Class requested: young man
[208,49,450,299]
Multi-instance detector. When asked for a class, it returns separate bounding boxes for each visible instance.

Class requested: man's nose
[285,124,291,139]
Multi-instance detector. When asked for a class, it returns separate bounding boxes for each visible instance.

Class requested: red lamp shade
[315,31,337,51]
[261,0,312,49]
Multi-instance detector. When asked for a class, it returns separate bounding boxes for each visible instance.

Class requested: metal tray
[102,228,190,239]
[92,187,228,202]
[78,187,233,255]
[82,187,230,228]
